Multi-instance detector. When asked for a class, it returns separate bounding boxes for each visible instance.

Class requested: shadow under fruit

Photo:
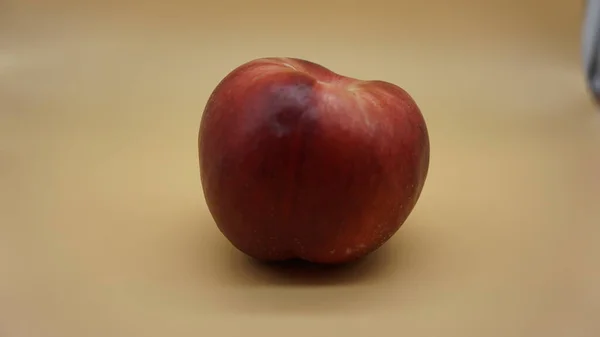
[198,57,430,265]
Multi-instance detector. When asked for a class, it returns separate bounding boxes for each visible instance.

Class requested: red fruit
[198,57,429,264]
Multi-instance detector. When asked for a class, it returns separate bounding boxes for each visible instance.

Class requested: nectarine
[199,57,429,264]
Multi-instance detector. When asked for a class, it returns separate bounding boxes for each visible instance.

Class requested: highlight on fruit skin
[198,57,430,265]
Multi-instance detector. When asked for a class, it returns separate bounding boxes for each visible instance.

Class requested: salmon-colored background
[1,1,599,336]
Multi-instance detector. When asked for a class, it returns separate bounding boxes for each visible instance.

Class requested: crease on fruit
[281,61,298,71]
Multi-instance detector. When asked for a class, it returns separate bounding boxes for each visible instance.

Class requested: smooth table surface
[1,1,600,336]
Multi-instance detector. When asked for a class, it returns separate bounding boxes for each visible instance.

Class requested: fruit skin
[198,57,430,264]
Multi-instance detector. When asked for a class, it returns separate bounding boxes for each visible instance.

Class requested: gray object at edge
[583,0,600,100]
